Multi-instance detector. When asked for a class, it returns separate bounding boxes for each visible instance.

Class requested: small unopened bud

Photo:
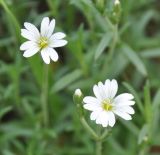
[114,0,120,5]
[75,89,82,97]
[112,0,121,24]
[73,89,84,117]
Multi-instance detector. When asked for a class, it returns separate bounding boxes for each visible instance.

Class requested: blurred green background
[0,0,160,154]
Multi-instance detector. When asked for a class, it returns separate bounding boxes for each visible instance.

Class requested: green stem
[105,16,114,31]
[80,117,111,155]
[101,128,110,140]
[139,146,149,155]
[96,140,102,155]
[80,117,99,140]
[41,64,49,127]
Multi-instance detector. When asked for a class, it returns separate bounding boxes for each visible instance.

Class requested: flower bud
[73,89,84,117]
[112,0,121,24]
[114,0,120,5]
[75,89,82,97]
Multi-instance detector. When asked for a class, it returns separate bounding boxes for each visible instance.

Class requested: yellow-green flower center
[39,37,48,49]
[102,99,113,111]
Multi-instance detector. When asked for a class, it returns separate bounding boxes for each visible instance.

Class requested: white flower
[83,79,135,128]
[20,17,67,64]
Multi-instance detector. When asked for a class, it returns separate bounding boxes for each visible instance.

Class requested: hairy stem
[80,117,99,140]
[41,64,49,127]
[96,140,102,155]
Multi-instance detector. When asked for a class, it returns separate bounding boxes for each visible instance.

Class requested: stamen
[39,37,48,49]
[102,99,113,111]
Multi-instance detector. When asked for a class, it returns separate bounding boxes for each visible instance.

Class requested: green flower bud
[73,89,84,117]
[112,0,121,24]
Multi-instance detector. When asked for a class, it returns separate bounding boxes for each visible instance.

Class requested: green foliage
[0,0,160,155]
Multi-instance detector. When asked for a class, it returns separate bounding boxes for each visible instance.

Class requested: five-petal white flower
[20,17,67,64]
[83,79,135,128]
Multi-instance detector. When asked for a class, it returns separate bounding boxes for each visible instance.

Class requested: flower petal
[83,96,100,105]
[114,93,134,104]
[21,29,37,41]
[49,39,67,48]
[102,113,110,127]
[83,96,102,111]
[83,103,101,111]
[108,112,116,127]
[105,79,118,99]
[115,106,135,114]
[50,32,66,40]
[20,41,37,50]
[90,110,102,120]
[115,100,135,106]
[41,48,50,64]
[24,22,40,39]
[47,19,55,37]
[98,82,108,99]
[114,110,132,120]
[93,84,103,101]
[48,48,59,62]
[123,106,135,114]
[95,112,103,125]
[23,46,40,57]
[96,111,109,127]
[90,112,97,120]
[40,17,49,37]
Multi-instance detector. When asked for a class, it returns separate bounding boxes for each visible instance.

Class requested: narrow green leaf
[121,44,147,76]
[0,125,33,142]
[2,150,15,155]
[70,0,112,31]
[106,51,129,77]
[143,81,152,124]
[0,106,12,119]
[21,99,35,120]
[152,89,160,110]
[68,78,94,91]
[152,89,160,136]
[140,48,160,58]
[0,0,21,41]
[95,32,113,60]
[67,25,88,75]
[51,69,82,93]
[81,0,112,31]
[123,82,143,114]
[0,37,14,47]
[138,124,149,145]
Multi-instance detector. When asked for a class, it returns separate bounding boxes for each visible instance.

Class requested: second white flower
[83,79,135,128]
